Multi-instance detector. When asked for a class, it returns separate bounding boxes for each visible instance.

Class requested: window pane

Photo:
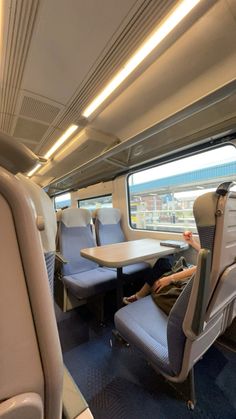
[78,194,112,212]
[54,193,71,210]
[128,145,236,233]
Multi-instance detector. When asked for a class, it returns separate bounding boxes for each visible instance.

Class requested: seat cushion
[63,267,117,299]
[114,296,172,375]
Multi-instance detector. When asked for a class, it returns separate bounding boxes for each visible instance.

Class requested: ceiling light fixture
[27,124,78,177]
[44,124,78,159]
[82,0,200,119]
[27,163,42,177]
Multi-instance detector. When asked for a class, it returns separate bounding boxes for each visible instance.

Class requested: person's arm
[152,266,196,293]
[183,231,200,251]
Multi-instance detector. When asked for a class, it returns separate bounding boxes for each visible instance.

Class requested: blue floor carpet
[58,307,236,419]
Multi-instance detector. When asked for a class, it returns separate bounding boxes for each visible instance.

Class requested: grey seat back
[59,208,98,275]
[168,182,236,378]
[94,207,125,245]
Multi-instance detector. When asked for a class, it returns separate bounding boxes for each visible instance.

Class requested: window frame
[77,193,113,210]
[127,142,236,232]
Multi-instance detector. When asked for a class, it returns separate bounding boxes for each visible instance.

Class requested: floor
[56,297,236,419]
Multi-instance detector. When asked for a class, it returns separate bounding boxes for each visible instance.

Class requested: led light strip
[44,124,78,159]
[27,0,200,178]
[82,0,200,118]
[27,124,78,177]
[27,163,42,178]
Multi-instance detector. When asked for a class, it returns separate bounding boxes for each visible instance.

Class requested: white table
[81,238,182,308]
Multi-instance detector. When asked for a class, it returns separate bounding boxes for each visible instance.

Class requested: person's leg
[123,266,153,304]
[146,255,174,287]
[123,257,174,305]
[123,282,151,304]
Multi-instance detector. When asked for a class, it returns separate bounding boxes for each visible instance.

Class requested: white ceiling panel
[91,0,236,141]
[21,0,139,104]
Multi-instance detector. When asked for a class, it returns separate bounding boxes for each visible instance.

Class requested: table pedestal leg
[116,267,123,309]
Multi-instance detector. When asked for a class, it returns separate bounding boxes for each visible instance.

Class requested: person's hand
[183,230,200,251]
[152,275,172,293]
[183,230,194,246]
[183,231,196,247]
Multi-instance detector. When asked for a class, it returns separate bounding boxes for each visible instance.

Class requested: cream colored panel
[93,0,236,140]
[22,0,138,104]
[63,368,89,419]
[71,181,113,207]
[17,174,57,253]
[75,409,94,419]
[0,393,43,419]
[0,195,44,401]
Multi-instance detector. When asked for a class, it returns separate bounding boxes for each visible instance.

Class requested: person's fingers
[153,283,160,292]
[154,283,165,293]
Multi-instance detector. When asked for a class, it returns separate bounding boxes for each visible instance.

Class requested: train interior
[0,0,236,418]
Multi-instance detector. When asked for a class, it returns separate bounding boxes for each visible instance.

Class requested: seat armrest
[63,367,93,419]
[56,252,68,264]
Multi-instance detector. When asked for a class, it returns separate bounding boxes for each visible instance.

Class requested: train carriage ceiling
[0,0,236,195]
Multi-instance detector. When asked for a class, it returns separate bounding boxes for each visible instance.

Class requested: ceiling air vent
[19,95,61,124]
[13,117,49,142]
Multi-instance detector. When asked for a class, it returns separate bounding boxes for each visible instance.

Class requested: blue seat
[59,208,117,300]
[115,182,236,407]
[94,207,150,275]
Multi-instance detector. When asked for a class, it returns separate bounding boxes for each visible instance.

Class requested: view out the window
[128,145,236,233]
[78,194,112,212]
[54,193,71,210]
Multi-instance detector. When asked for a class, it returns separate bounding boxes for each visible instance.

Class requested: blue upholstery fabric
[61,223,98,275]
[60,219,118,299]
[63,267,117,299]
[96,219,150,273]
[96,221,125,246]
[167,277,194,375]
[115,296,172,375]
[44,251,55,295]
[197,225,215,253]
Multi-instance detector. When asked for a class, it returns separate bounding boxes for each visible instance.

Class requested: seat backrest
[202,182,236,323]
[17,173,57,294]
[59,208,98,275]
[94,207,125,246]
[0,166,63,419]
[167,182,236,378]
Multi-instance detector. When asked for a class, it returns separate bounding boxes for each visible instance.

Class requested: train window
[128,145,236,233]
[54,192,71,210]
[78,194,112,212]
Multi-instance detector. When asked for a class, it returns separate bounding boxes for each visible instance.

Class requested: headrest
[95,208,121,225]
[0,131,39,174]
[17,174,57,252]
[61,208,91,227]
[193,192,218,227]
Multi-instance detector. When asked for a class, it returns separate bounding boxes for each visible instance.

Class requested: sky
[55,192,71,203]
[131,145,236,185]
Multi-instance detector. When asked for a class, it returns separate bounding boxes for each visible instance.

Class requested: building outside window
[78,194,112,212]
